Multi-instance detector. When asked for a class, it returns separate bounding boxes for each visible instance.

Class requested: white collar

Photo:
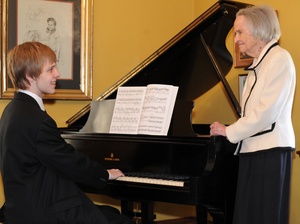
[18,89,46,111]
[250,39,278,69]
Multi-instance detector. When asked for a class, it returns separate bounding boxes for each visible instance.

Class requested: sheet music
[109,87,147,134]
[109,84,178,135]
[137,84,178,135]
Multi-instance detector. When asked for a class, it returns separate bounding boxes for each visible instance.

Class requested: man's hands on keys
[107,169,125,180]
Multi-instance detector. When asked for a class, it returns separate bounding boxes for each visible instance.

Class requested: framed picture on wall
[1,0,93,100]
[238,74,247,104]
[234,43,253,68]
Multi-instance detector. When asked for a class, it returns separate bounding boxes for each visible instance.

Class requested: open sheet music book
[109,84,179,135]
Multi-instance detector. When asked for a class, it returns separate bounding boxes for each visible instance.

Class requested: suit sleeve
[35,116,109,189]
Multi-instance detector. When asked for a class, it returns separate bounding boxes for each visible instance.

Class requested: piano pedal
[132,213,156,224]
[132,211,156,220]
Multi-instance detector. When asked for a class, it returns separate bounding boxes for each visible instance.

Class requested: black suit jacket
[0,92,110,224]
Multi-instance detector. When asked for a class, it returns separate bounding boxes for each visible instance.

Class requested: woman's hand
[210,121,227,137]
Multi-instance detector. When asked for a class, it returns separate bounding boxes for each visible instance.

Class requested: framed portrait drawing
[1,0,93,100]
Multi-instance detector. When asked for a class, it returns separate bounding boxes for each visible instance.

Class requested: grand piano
[61,1,251,223]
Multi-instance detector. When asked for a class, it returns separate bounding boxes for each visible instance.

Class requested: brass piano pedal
[133,212,157,224]
[132,211,156,220]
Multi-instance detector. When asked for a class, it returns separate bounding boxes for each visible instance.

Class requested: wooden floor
[154,217,197,224]
[135,217,213,224]
[0,217,214,224]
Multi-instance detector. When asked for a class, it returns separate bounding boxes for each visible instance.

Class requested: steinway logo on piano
[105,153,120,161]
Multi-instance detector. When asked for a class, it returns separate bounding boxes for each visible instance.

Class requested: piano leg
[208,210,224,224]
[141,201,154,224]
[121,201,214,224]
[121,200,156,224]
[121,200,134,220]
[206,199,235,224]
[196,206,208,224]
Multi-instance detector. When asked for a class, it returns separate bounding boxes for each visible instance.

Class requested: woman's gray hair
[236,5,281,42]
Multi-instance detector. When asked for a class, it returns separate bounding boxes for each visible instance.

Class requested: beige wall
[1,0,300,223]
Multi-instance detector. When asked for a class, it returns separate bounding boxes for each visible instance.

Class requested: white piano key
[116,176,184,187]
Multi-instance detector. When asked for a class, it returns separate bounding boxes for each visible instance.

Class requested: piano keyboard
[115,172,189,187]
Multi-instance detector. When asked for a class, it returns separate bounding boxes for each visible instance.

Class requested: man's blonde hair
[7,42,57,90]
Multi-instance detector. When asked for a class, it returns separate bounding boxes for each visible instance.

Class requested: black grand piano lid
[67,0,250,128]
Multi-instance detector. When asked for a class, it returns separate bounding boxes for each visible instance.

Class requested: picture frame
[238,74,247,104]
[234,43,253,68]
[1,0,93,100]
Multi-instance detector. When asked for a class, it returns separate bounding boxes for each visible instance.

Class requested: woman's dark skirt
[232,149,293,224]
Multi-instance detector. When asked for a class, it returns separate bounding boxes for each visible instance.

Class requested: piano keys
[61,1,251,223]
[116,173,188,187]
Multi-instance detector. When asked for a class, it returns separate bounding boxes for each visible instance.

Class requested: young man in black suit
[0,42,135,224]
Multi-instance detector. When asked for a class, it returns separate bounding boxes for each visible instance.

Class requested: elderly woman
[210,5,295,224]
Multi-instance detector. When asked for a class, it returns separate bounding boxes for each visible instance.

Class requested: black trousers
[0,199,135,224]
[97,205,135,224]
[0,192,135,224]
[79,192,135,224]
[233,149,292,224]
